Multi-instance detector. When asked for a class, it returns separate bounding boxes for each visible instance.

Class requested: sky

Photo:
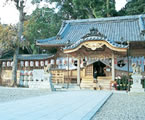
[0,0,127,24]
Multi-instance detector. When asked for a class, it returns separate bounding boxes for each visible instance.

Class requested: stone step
[82,79,93,81]
[81,81,94,84]
[97,76,112,80]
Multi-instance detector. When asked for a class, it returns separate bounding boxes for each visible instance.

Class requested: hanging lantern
[114,59,117,64]
[30,61,34,67]
[35,61,39,67]
[62,59,66,65]
[71,58,74,64]
[140,59,142,64]
[7,61,11,67]
[56,59,60,65]
[50,59,54,65]
[59,59,61,64]
[20,61,24,67]
[40,61,44,66]
[25,61,29,67]
[45,60,48,65]
[69,58,72,64]
[81,59,83,65]
[20,70,24,76]
[24,70,28,76]
[2,62,6,67]
[11,61,14,67]
[28,71,33,76]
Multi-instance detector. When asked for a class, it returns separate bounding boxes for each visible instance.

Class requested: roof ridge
[65,14,145,24]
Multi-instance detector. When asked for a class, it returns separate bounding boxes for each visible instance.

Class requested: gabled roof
[64,28,128,51]
[36,14,145,46]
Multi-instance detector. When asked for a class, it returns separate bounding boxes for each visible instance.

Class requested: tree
[24,7,61,54]
[49,0,117,19]
[0,25,18,50]
[119,0,145,16]
[4,0,48,86]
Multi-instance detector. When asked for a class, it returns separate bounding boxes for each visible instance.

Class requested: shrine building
[0,14,145,90]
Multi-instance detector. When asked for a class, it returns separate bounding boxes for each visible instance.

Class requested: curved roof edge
[64,36,128,52]
[64,36,128,51]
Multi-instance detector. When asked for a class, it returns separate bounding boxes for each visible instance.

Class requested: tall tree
[49,0,117,19]
[24,7,61,54]
[5,0,48,86]
[119,0,145,16]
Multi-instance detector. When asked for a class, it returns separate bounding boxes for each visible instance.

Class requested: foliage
[3,0,50,86]
[0,24,18,51]
[49,0,117,19]
[118,0,145,16]
[24,7,62,54]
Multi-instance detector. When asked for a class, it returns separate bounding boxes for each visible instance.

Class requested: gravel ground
[92,92,145,120]
[0,87,53,103]
[1,87,145,120]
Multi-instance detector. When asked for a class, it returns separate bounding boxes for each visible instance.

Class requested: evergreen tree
[119,0,145,16]
[49,0,117,19]
[24,7,62,54]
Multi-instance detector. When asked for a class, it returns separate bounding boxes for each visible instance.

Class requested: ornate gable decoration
[82,27,107,39]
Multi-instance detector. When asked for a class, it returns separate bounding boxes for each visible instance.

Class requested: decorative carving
[83,42,105,50]
[56,35,61,40]
[82,27,106,39]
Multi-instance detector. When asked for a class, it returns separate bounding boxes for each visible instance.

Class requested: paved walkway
[0,90,112,120]
[92,92,145,120]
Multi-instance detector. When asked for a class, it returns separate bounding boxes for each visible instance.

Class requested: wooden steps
[80,77,98,90]
[80,76,112,90]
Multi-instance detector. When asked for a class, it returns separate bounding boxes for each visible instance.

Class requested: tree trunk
[106,0,110,17]
[0,62,2,85]
[12,47,19,86]
[11,1,24,87]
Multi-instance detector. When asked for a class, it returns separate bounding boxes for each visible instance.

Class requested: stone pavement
[92,92,145,120]
[0,90,112,120]
[0,87,52,103]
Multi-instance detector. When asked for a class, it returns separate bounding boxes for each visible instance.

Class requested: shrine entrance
[64,28,128,89]
[93,61,106,77]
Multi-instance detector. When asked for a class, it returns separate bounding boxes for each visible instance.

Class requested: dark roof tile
[37,14,145,46]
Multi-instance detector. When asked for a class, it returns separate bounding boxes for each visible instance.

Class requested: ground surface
[0,87,111,120]
[0,87,145,120]
[0,87,51,103]
[92,92,145,120]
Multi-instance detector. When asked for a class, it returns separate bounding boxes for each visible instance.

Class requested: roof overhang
[37,44,65,47]
[64,40,128,54]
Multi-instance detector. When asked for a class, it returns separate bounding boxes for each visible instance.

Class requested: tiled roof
[36,14,145,46]
[0,54,54,61]
[64,36,128,50]
[18,54,54,60]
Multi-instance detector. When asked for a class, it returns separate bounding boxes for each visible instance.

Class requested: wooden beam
[112,52,115,81]
[77,57,81,85]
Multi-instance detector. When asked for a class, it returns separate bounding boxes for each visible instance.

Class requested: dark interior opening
[93,61,106,77]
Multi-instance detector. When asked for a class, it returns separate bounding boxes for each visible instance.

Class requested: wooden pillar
[112,53,115,81]
[77,58,80,85]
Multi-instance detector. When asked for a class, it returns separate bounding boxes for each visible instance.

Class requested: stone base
[130,88,144,93]
[130,74,144,93]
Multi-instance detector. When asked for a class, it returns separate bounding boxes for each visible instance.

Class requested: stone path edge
[82,92,113,120]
